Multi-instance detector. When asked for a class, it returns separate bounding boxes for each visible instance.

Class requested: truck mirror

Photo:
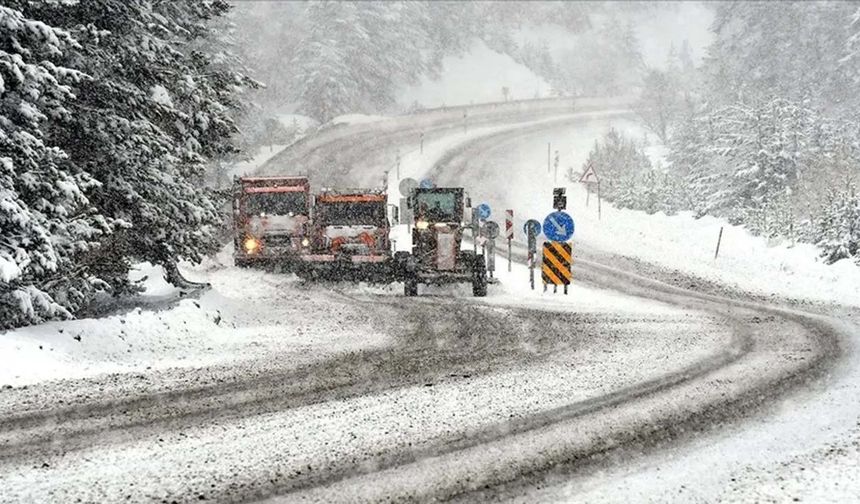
[388,204,399,226]
[465,196,472,208]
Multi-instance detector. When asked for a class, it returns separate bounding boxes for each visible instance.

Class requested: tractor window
[244,192,308,216]
[318,202,387,226]
[415,192,459,222]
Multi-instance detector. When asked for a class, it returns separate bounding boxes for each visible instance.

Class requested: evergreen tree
[815,186,860,264]
[21,0,254,293]
[704,2,856,114]
[293,1,432,122]
[0,4,107,328]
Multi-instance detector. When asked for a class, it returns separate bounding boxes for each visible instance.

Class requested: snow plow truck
[298,188,395,282]
[394,186,487,297]
[231,176,312,269]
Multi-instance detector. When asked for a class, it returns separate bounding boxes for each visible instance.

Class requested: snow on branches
[1,1,253,329]
[0,5,107,328]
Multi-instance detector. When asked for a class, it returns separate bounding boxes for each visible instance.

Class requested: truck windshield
[318,201,387,226]
[415,192,459,222]
[244,192,308,216]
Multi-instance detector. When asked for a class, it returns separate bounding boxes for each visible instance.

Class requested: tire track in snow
[0,104,843,503]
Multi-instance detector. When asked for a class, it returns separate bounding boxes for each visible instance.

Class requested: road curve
[0,102,848,503]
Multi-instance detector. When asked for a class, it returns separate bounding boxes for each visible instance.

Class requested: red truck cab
[232,176,311,268]
[301,189,393,281]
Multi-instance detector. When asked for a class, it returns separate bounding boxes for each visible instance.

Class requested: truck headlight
[416,220,430,230]
[301,237,310,247]
[243,237,260,254]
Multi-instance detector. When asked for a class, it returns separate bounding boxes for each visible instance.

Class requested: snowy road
[0,101,853,503]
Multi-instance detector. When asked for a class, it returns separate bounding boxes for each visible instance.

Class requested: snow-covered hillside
[397,39,551,109]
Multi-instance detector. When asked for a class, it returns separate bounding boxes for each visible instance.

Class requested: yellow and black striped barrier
[542,241,572,293]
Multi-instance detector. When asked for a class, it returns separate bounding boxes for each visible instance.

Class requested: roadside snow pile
[568,192,860,307]
[0,250,393,387]
[397,39,551,109]
[330,113,389,126]
[0,274,226,386]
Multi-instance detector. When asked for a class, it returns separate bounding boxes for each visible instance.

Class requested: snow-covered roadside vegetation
[630,3,860,268]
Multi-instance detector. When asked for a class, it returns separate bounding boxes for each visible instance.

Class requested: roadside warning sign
[505,209,514,240]
[579,162,599,183]
[542,241,572,287]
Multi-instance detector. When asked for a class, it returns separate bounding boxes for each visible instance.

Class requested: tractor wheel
[404,274,419,296]
[472,254,488,297]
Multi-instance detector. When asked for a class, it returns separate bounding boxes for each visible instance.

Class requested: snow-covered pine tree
[815,186,860,264]
[20,0,253,292]
[705,2,855,114]
[635,68,681,142]
[0,4,107,328]
[293,1,432,122]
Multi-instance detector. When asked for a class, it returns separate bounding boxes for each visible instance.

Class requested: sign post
[524,219,541,290]
[547,142,551,174]
[542,210,575,295]
[598,180,602,220]
[476,203,491,255]
[395,151,401,180]
[482,221,499,279]
[471,207,480,253]
[505,209,514,272]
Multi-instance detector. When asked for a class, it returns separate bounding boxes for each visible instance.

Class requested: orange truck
[231,176,312,268]
[300,188,395,281]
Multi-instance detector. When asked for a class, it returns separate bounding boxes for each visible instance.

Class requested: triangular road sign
[579,162,599,183]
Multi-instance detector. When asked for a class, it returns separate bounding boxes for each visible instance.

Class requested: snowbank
[330,113,389,126]
[0,252,392,387]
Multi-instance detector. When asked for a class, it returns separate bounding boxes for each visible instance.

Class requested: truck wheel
[235,257,251,269]
[393,251,411,281]
[404,274,419,296]
[472,254,487,297]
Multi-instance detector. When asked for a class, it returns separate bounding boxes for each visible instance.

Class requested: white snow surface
[0,254,392,387]
[419,117,860,308]
[329,113,389,126]
[228,144,288,178]
[3,101,860,502]
[150,84,173,107]
[397,39,552,109]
